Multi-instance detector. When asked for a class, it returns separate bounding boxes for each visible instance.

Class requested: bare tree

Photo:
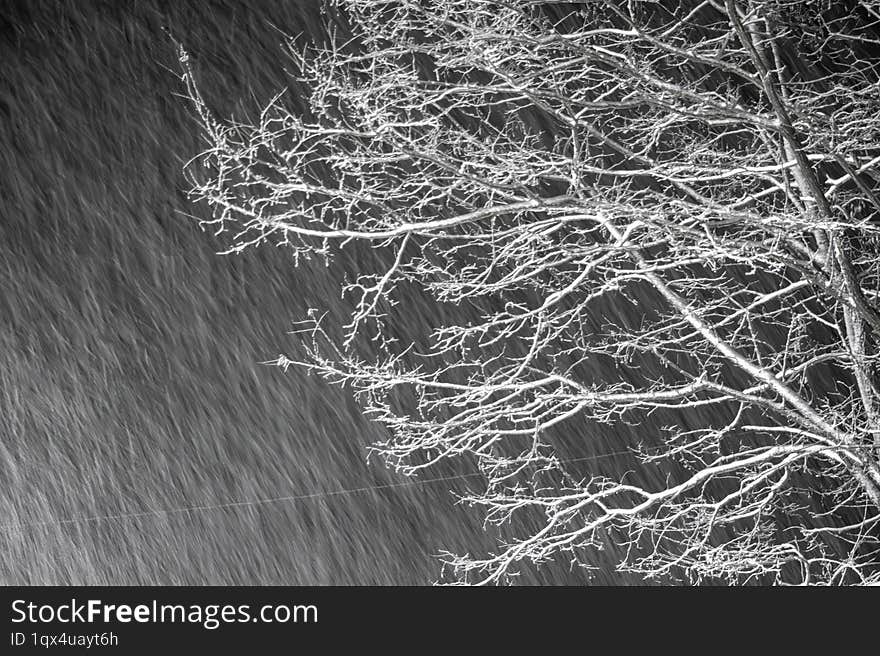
[180,0,880,584]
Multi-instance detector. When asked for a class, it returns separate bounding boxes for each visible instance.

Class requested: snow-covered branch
[182,0,880,584]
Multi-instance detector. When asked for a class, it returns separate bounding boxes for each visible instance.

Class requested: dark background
[0,0,624,585]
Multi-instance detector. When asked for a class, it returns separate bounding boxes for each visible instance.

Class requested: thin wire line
[0,449,638,532]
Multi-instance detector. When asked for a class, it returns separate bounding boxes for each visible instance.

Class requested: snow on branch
[182,0,880,584]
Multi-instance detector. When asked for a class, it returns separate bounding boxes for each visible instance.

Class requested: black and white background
[2,0,880,594]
